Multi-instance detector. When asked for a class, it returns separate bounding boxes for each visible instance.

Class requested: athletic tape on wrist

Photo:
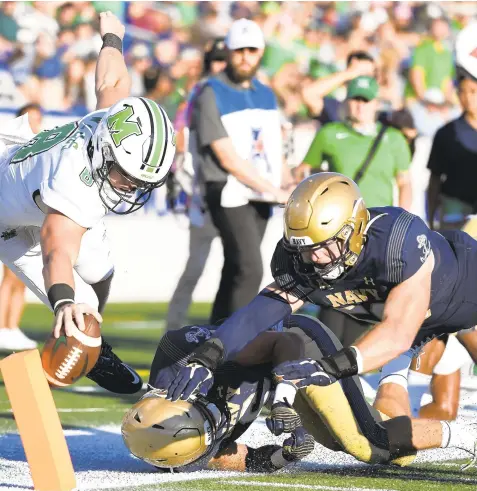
[270,449,289,469]
[350,345,364,374]
[320,347,358,379]
[47,283,75,315]
[102,33,122,53]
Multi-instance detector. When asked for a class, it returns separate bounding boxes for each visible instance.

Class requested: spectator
[405,16,455,106]
[166,37,226,331]
[295,75,412,347]
[129,43,151,97]
[0,103,42,351]
[190,18,292,323]
[409,88,458,138]
[295,75,412,210]
[427,70,477,231]
[385,108,431,221]
[0,2,18,45]
[301,50,376,125]
[63,57,87,113]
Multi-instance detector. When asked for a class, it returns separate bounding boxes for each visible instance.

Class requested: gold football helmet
[121,390,223,469]
[283,173,368,286]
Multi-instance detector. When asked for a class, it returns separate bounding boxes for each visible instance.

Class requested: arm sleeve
[392,130,412,175]
[427,126,449,177]
[195,242,313,363]
[384,211,432,284]
[193,85,228,147]
[302,127,326,168]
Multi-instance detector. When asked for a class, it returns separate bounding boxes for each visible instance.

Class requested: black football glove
[154,362,214,402]
[282,426,315,463]
[266,399,302,436]
[273,358,337,388]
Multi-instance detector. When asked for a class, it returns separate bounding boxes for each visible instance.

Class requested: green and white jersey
[0,110,107,229]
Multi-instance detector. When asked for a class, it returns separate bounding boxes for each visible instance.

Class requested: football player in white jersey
[0,12,176,394]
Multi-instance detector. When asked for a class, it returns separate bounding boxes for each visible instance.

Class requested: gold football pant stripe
[294,383,416,467]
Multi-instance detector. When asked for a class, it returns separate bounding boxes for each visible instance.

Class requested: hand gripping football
[41,314,102,387]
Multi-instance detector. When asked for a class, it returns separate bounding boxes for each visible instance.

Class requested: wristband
[190,338,225,371]
[102,33,122,54]
[47,283,75,315]
[350,345,364,374]
[320,347,358,380]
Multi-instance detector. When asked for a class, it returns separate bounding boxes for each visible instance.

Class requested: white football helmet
[456,22,477,81]
[91,97,176,214]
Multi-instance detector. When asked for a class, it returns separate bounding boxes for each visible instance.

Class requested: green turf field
[1,303,476,491]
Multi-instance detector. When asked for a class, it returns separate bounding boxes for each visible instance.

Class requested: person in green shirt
[405,17,455,105]
[295,76,412,210]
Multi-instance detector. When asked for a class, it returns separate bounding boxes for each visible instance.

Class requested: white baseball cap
[225,18,265,51]
[456,22,477,80]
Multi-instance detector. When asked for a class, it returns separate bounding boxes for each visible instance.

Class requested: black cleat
[87,340,143,394]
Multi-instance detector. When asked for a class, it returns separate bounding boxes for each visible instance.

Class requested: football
[41,314,102,388]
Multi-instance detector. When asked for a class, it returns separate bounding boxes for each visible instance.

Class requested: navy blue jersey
[149,325,272,464]
[272,206,477,346]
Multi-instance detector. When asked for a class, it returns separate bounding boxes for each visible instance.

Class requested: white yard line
[221,481,398,491]
[2,407,126,413]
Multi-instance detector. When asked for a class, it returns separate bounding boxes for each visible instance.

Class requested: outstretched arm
[354,251,434,372]
[95,11,130,110]
[192,282,304,370]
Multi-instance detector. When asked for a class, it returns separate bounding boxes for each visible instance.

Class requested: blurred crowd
[0,1,473,123]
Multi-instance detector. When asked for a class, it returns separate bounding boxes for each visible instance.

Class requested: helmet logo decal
[107,105,143,147]
[185,326,211,344]
[289,236,314,246]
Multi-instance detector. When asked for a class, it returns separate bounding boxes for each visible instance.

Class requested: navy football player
[121,316,316,472]
[123,315,477,472]
[156,172,477,463]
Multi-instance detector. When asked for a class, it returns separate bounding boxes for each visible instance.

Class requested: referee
[190,19,292,323]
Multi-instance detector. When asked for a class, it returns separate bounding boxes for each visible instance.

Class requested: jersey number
[10,122,78,164]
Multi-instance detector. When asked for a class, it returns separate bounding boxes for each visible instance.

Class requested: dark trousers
[205,182,271,324]
[318,307,371,347]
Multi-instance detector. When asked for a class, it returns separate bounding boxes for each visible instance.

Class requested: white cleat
[0,327,37,351]
[446,418,477,471]
[461,439,477,471]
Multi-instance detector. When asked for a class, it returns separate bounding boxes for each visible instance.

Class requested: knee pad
[378,352,413,390]
[434,334,471,375]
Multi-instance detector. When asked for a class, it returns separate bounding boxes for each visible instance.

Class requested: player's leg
[373,351,414,418]
[457,327,477,364]
[0,264,34,350]
[74,220,143,394]
[417,335,464,420]
[289,318,477,466]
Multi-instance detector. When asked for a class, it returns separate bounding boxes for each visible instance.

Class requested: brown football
[41,314,102,388]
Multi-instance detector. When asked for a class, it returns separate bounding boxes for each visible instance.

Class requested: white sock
[273,382,297,406]
[443,420,472,450]
[440,421,451,448]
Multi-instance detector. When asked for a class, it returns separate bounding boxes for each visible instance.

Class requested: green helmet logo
[107,105,143,147]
